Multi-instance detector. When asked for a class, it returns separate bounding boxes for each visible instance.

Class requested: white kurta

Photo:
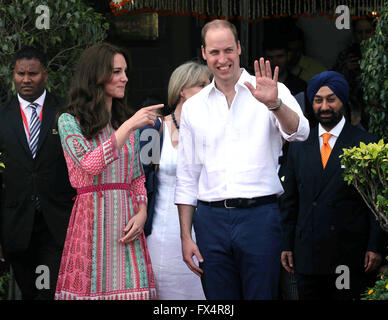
[146,122,205,300]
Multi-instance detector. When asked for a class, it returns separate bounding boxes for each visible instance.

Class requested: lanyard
[20,104,43,138]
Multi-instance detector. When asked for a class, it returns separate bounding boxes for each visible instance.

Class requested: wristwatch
[267,98,282,111]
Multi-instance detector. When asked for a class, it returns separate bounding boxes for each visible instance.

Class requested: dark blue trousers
[194,202,281,300]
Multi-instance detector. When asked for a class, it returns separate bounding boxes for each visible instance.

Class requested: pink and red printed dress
[55,113,156,300]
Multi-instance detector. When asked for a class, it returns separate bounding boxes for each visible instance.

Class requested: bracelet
[267,98,282,111]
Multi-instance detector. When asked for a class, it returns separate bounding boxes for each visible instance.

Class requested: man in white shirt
[174,19,309,300]
[280,71,383,300]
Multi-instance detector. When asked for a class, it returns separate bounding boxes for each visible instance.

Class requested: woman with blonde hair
[141,60,212,299]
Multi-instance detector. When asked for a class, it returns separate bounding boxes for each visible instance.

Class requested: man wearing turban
[280,71,384,300]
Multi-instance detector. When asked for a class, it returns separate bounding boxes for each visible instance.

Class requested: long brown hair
[59,43,132,139]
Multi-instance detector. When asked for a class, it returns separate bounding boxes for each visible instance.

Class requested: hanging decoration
[109,0,384,21]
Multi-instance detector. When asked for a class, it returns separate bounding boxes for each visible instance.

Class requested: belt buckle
[224,199,236,209]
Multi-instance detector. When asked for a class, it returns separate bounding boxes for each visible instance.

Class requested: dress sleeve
[130,130,147,207]
[57,113,119,176]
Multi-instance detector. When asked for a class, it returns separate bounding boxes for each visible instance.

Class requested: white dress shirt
[318,116,345,150]
[174,69,310,205]
[18,90,46,140]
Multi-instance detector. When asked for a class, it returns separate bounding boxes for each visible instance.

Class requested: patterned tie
[321,133,332,169]
[28,103,41,158]
[28,102,42,211]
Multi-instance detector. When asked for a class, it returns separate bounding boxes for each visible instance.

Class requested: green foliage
[362,264,388,300]
[360,2,388,140]
[0,0,109,103]
[0,272,10,300]
[340,140,388,232]
[0,152,4,173]
[341,140,388,300]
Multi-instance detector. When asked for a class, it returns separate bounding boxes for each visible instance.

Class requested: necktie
[321,133,332,169]
[28,102,42,211]
[28,103,41,158]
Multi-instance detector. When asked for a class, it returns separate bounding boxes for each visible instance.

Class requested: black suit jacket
[139,118,164,237]
[280,121,384,275]
[0,92,75,253]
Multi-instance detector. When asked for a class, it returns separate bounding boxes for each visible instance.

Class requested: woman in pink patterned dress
[55,43,163,299]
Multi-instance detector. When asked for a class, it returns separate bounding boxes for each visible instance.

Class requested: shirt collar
[18,90,46,111]
[208,68,250,97]
[236,68,252,88]
[318,116,345,138]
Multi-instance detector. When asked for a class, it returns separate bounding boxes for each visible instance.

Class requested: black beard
[314,110,342,129]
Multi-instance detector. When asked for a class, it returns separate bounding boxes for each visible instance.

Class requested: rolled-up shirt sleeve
[280,112,310,142]
[275,83,310,142]
[174,104,202,206]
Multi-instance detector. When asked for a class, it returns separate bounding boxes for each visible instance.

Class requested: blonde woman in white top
[143,61,212,299]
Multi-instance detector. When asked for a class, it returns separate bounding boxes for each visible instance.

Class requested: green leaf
[0,0,108,103]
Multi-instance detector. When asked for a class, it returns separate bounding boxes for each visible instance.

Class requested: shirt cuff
[136,194,148,207]
[174,192,198,207]
[281,114,310,142]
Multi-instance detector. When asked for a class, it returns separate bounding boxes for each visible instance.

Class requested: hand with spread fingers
[244,57,279,108]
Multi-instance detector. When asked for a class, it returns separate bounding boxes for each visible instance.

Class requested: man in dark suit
[280,71,383,300]
[0,46,75,299]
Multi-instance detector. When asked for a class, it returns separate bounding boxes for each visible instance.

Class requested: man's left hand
[244,57,279,108]
[364,251,382,273]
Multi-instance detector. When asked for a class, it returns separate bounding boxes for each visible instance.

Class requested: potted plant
[341,140,387,232]
[340,2,388,300]
[340,140,388,300]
